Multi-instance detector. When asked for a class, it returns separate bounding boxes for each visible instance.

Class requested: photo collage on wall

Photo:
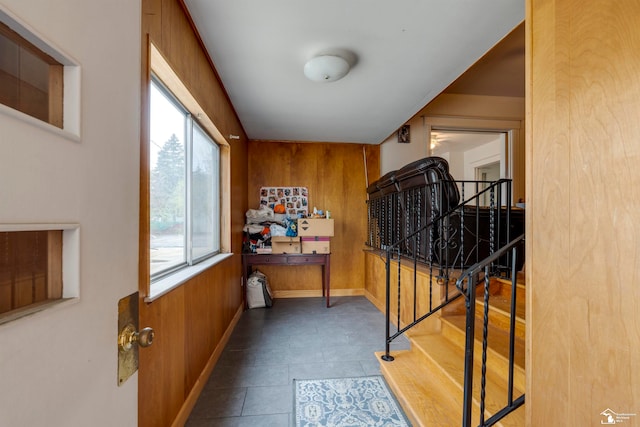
[260,187,309,217]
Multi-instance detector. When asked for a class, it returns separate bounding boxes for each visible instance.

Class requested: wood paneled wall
[364,252,440,335]
[139,1,248,426]
[527,0,640,424]
[247,141,379,294]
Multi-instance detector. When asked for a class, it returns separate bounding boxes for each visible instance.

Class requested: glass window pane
[18,46,49,121]
[0,22,62,126]
[150,81,186,276]
[0,33,19,108]
[191,123,219,261]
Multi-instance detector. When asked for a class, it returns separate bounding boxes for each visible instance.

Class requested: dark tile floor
[185,296,410,427]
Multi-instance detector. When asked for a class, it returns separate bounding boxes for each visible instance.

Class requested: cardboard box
[271,236,301,254]
[301,236,331,254]
[297,218,335,237]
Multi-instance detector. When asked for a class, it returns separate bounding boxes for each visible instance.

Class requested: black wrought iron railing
[376,179,521,354]
[368,179,524,271]
[456,234,525,427]
[369,177,525,426]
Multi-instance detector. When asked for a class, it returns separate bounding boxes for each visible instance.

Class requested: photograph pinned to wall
[398,125,410,143]
[260,187,308,217]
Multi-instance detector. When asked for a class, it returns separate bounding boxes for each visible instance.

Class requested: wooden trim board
[272,289,364,299]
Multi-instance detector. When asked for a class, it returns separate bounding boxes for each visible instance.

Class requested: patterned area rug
[294,375,411,426]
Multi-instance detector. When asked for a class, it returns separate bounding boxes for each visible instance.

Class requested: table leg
[324,254,331,308]
[241,256,248,310]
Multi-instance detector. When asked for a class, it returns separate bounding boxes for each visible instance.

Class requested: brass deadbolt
[118,323,155,352]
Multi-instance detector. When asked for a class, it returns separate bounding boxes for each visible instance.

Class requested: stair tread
[476,291,526,322]
[380,267,527,426]
[441,314,526,370]
[410,332,525,391]
[495,274,525,288]
[450,277,525,320]
[472,290,526,340]
[376,350,463,427]
[378,337,525,427]
[411,334,525,425]
[444,291,525,332]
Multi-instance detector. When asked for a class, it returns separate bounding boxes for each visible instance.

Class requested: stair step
[475,291,526,340]
[443,276,525,338]
[489,277,526,318]
[378,333,525,427]
[441,314,525,392]
[495,270,525,284]
[380,271,526,426]
[376,350,462,426]
[441,293,525,341]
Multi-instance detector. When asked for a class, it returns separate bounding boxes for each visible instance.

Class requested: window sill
[145,252,234,303]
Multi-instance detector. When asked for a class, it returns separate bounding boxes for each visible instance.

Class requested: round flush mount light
[303,55,350,83]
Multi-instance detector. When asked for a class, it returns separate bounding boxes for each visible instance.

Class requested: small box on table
[297,218,334,236]
[301,236,330,254]
[271,236,301,254]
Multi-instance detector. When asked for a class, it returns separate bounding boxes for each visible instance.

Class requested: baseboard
[171,303,244,427]
[364,289,385,313]
[273,288,365,298]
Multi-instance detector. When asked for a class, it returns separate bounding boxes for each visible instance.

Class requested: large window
[150,78,220,279]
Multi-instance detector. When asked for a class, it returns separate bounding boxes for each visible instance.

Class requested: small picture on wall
[398,125,410,143]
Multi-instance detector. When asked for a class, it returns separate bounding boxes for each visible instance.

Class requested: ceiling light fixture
[430,135,438,150]
[304,55,350,83]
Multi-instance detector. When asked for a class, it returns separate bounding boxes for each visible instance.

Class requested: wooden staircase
[377,276,526,426]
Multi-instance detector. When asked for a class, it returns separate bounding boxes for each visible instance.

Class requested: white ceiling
[183,1,525,145]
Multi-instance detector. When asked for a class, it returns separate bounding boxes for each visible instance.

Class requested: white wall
[380,115,428,175]
[446,151,464,181]
[462,136,504,181]
[0,1,140,426]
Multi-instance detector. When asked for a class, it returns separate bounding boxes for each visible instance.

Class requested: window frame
[149,77,188,278]
[150,76,221,281]
[145,42,231,301]
[189,119,221,263]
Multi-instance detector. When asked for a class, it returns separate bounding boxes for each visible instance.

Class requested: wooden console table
[241,253,331,308]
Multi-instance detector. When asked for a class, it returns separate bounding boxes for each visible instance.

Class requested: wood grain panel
[528,0,640,424]
[46,230,62,299]
[256,265,324,291]
[248,141,380,293]
[139,1,248,426]
[364,251,442,335]
[364,250,386,310]
[138,286,186,427]
[183,256,242,389]
[527,0,573,424]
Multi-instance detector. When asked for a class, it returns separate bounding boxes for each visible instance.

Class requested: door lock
[118,291,154,386]
[118,323,155,352]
